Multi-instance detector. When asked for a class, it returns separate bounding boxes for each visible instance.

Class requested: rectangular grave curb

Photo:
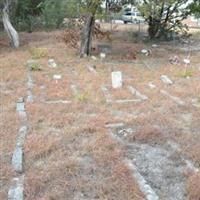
[8,176,24,200]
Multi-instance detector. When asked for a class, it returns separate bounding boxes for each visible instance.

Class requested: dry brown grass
[25,133,60,161]
[0,46,30,198]
[1,26,200,200]
[187,172,200,200]
[127,125,165,144]
[178,134,200,167]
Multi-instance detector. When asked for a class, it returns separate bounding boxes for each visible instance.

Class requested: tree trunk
[105,0,109,22]
[80,14,94,58]
[2,7,19,48]
[148,17,160,39]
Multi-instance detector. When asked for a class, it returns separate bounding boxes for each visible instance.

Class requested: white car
[122,12,145,24]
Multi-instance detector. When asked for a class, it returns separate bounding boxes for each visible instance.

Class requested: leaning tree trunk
[80,14,95,57]
[2,7,19,48]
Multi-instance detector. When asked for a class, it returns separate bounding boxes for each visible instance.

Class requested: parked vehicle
[122,11,145,24]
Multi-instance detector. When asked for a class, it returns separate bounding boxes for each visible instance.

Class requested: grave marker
[48,59,57,68]
[148,82,156,89]
[160,75,173,85]
[100,53,106,60]
[16,98,25,112]
[111,71,122,89]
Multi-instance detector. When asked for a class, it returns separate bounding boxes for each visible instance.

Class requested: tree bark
[80,14,94,58]
[148,17,159,39]
[2,5,19,48]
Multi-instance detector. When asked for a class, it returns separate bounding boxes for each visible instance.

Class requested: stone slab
[111,71,123,89]
[12,146,23,173]
[128,86,148,100]
[8,176,24,200]
[16,126,28,147]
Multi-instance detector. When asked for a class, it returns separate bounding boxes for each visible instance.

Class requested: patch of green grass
[27,60,42,71]
[177,69,194,78]
[74,92,89,102]
[29,47,48,59]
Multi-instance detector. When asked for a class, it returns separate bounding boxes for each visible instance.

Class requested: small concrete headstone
[48,59,57,68]
[111,71,123,89]
[91,56,97,61]
[100,53,106,59]
[148,82,156,89]
[183,58,190,65]
[141,49,150,56]
[160,75,173,85]
[53,74,61,80]
[53,75,62,83]
[16,98,25,112]
[152,44,158,48]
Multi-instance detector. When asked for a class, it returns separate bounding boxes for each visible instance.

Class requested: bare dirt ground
[1,24,200,200]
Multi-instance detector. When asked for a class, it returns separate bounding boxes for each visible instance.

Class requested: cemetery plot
[23,99,144,200]
[101,71,149,104]
[2,29,200,200]
[107,118,199,200]
[31,73,74,102]
[102,85,143,104]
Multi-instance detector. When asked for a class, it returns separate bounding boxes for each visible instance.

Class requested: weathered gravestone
[111,71,122,89]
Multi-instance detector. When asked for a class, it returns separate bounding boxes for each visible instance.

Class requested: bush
[41,0,79,29]
[29,47,48,59]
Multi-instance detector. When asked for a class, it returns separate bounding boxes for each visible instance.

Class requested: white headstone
[141,49,150,56]
[148,82,156,89]
[53,74,62,83]
[160,75,173,85]
[91,56,97,60]
[152,44,158,48]
[48,59,57,68]
[183,58,190,65]
[53,74,62,80]
[111,71,122,89]
[100,53,106,59]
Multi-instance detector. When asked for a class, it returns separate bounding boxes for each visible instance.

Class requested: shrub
[29,47,48,59]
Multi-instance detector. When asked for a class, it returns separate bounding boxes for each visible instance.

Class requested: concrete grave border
[8,98,29,200]
[101,85,147,104]
[106,127,159,200]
